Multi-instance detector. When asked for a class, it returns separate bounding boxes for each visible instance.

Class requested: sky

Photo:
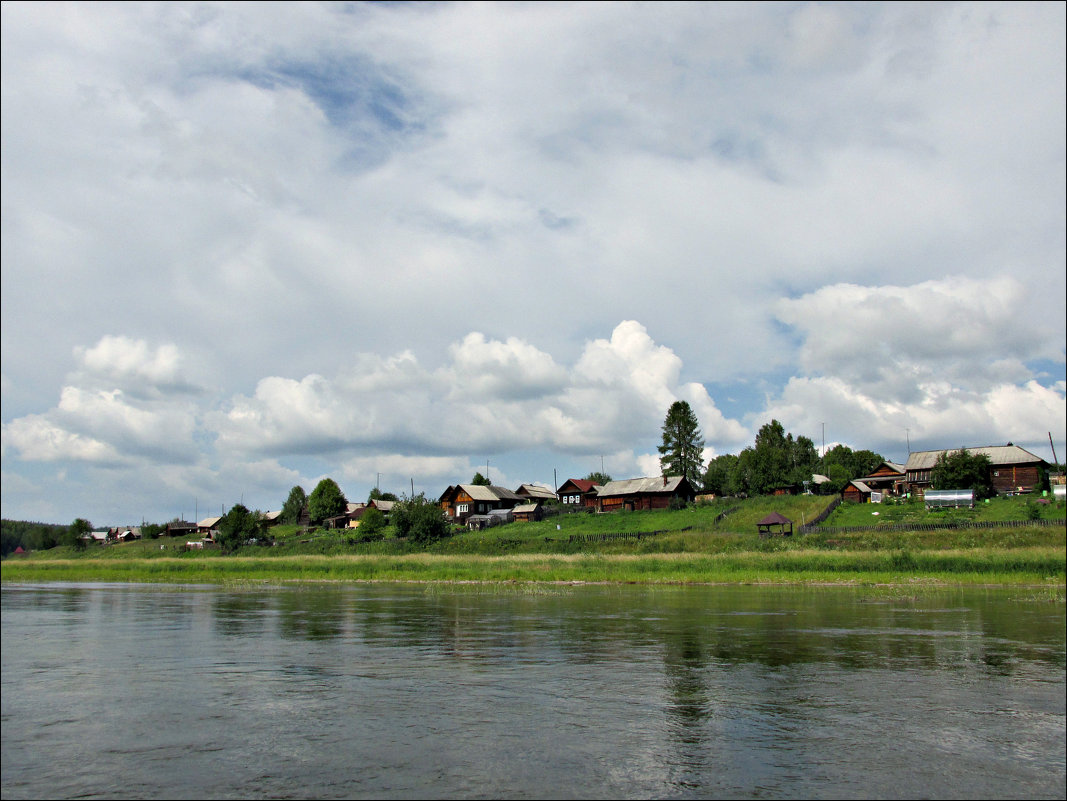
[2,1,1064,526]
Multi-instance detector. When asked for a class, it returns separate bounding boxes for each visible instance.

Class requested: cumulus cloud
[762,375,1066,462]
[774,276,1057,401]
[213,321,744,460]
[1,3,1063,524]
[73,335,200,397]
[1,414,124,464]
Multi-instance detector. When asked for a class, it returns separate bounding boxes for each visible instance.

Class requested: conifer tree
[658,401,704,486]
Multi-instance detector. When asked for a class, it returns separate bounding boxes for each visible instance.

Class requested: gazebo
[757,512,793,537]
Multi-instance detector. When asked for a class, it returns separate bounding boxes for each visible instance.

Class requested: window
[457,503,468,514]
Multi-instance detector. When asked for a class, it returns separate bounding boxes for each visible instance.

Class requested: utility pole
[906,428,911,456]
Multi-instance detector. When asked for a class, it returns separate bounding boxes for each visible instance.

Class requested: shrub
[393,493,452,545]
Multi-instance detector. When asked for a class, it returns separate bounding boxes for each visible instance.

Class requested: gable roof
[443,484,524,503]
[905,445,1046,471]
[515,483,557,500]
[597,476,691,496]
[558,478,599,493]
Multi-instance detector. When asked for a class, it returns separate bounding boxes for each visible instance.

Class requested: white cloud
[74,335,194,395]
[1,3,1063,523]
[774,276,1057,401]
[1,414,123,464]
[763,375,1066,462]
[213,321,742,460]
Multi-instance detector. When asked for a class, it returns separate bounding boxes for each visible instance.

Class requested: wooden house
[857,462,906,498]
[438,484,523,526]
[905,444,1047,496]
[595,476,695,513]
[197,516,222,536]
[515,483,558,503]
[165,520,198,538]
[556,478,601,508]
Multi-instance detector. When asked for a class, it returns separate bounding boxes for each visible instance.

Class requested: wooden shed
[843,480,873,503]
[511,502,544,522]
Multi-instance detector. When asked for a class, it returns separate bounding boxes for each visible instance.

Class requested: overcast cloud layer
[2,2,1064,525]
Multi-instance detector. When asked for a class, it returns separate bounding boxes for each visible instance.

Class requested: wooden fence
[800,517,1065,535]
[567,527,693,544]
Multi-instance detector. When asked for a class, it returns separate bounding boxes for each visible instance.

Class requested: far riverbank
[3,547,1064,588]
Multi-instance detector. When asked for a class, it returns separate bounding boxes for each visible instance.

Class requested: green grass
[3,547,1063,586]
[822,493,1066,527]
[4,494,1063,586]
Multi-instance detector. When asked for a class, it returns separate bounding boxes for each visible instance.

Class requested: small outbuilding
[843,480,873,503]
[757,512,793,537]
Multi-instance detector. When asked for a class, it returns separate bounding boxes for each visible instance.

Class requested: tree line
[657,401,885,497]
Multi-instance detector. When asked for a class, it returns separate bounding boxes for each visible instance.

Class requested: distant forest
[1,520,69,557]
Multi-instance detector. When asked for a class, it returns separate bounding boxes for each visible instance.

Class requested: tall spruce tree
[658,401,704,486]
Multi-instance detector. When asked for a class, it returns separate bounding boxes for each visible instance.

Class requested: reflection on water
[2,583,1064,799]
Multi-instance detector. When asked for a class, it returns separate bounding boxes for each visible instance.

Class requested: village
[76,441,1063,549]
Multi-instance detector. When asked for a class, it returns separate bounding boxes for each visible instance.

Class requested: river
[1,582,1063,799]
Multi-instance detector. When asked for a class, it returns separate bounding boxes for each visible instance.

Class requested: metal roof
[516,483,557,500]
[905,445,1045,471]
[457,484,524,502]
[596,476,688,496]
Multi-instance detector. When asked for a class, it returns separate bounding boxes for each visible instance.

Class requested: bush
[359,506,387,538]
[668,496,689,511]
[393,493,452,545]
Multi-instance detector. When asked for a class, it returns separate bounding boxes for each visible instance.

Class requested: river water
[1,582,1064,799]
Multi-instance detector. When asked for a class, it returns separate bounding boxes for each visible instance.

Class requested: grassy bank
[3,495,1063,586]
[3,546,1063,586]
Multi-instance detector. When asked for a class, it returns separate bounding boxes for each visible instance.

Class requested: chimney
[663,475,668,486]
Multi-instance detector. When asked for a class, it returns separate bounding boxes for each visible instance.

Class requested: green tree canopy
[584,471,612,486]
[357,506,387,539]
[822,445,885,485]
[64,518,92,551]
[280,485,307,525]
[658,401,704,487]
[368,487,399,503]
[702,453,739,496]
[308,478,347,524]
[931,449,995,499]
[216,504,264,552]
[392,493,451,545]
[470,472,491,486]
